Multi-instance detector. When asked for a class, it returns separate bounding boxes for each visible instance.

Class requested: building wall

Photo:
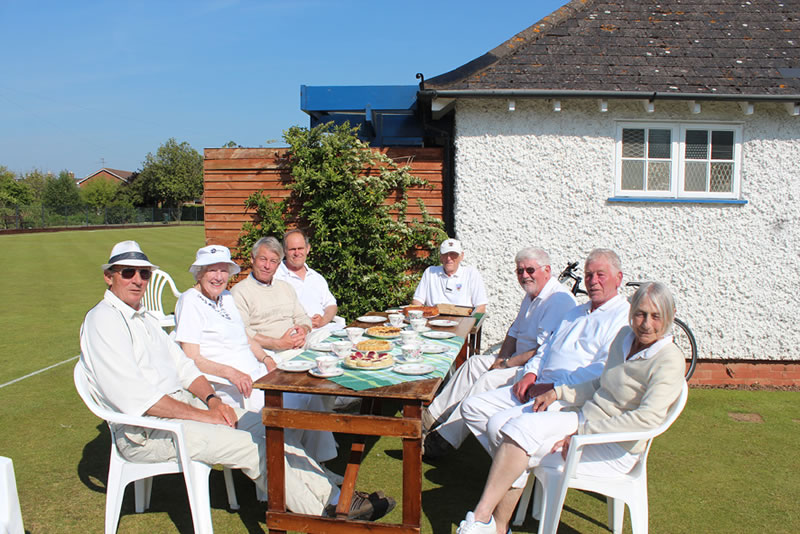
[451,98,800,361]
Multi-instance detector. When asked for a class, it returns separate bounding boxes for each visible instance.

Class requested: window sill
[607,197,747,205]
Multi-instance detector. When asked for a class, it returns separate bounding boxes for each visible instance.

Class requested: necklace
[197,289,232,321]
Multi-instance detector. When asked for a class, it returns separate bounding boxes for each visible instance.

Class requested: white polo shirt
[274,262,336,318]
[524,294,630,386]
[79,290,202,417]
[412,264,488,308]
[507,277,577,356]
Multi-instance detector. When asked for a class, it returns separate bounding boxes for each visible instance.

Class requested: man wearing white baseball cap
[411,238,488,313]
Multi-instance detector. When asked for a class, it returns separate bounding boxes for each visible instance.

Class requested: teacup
[401,344,423,363]
[388,313,405,327]
[331,340,352,359]
[345,327,365,343]
[315,355,339,374]
[408,309,424,320]
[400,330,419,345]
[410,318,428,332]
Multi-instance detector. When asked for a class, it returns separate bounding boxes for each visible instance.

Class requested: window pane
[648,129,671,159]
[622,160,645,190]
[711,131,734,160]
[647,161,671,190]
[685,130,708,159]
[685,162,707,191]
[710,162,733,192]
[622,129,645,158]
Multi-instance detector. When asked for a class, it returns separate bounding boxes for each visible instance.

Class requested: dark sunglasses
[516,267,540,276]
[115,267,152,280]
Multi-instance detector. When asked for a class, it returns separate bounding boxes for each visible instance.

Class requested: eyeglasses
[516,266,540,276]
[115,267,152,280]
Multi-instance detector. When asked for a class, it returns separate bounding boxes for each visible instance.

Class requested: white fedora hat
[102,240,158,270]
[189,245,241,277]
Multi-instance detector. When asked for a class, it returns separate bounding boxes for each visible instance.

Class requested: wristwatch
[205,393,219,405]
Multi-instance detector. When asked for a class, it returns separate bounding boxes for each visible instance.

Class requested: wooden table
[254,312,475,534]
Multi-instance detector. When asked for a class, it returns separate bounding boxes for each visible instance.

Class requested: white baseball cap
[189,245,241,277]
[102,240,158,270]
[440,239,463,255]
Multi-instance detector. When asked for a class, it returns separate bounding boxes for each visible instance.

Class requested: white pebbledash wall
[452,98,800,361]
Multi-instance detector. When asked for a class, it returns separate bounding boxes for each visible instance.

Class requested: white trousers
[427,354,519,447]
[115,391,339,515]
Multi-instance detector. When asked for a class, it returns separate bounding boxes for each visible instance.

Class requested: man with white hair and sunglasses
[79,241,395,520]
[422,247,576,460]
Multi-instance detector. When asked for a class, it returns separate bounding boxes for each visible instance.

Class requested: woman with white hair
[456,282,686,534]
[175,245,274,411]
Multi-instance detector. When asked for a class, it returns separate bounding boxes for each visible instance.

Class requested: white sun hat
[102,240,158,270]
[440,238,463,255]
[189,245,241,277]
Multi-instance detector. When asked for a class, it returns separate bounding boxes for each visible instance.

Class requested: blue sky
[0,0,568,179]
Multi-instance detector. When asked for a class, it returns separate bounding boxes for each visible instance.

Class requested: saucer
[308,367,344,378]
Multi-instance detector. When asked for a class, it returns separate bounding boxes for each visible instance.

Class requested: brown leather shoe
[324,491,396,521]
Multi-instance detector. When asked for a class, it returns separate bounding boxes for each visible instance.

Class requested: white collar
[250,272,273,287]
[623,331,674,361]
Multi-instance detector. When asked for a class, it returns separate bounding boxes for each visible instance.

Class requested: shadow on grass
[76,422,267,533]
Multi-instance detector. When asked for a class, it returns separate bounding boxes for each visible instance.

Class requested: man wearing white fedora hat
[79,240,395,519]
[411,238,488,313]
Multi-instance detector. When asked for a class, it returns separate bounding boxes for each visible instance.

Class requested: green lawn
[1,227,799,533]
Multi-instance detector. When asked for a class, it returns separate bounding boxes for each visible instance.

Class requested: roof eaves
[418,89,800,103]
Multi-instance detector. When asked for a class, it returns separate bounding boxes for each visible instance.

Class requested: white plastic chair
[518,381,688,534]
[141,269,182,328]
[0,456,24,534]
[73,363,239,534]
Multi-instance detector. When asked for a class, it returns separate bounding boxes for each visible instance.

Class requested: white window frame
[614,121,743,200]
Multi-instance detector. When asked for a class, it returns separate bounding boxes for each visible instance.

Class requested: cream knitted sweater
[555,326,686,454]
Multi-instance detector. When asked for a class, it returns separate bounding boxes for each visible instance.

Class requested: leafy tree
[137,138,203,218]
[237,122,446,319]
[222,140,239,148]
[81,178,119,209]
[20,169,48,203]
[0,166,33,207]
[42,170,81,207]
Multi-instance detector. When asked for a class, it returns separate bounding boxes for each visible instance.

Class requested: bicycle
[558,262,698,381]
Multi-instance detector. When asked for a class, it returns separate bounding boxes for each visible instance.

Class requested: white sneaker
[456,511,497,534]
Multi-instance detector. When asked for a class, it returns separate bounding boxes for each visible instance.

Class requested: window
[614,122,742,200]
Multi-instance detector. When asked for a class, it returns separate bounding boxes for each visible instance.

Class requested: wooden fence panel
[203,147,445,251]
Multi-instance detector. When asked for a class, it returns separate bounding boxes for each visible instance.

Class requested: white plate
[429,319,458,328]
[421,344,448,354]
[393,363,435,376]
[308,367,344,378]
[277,360,316,372]
[356,316,386,323]
[311,342,332,352]
[421,331,456,340]
[385,308,402,313]
[331,329,348,337]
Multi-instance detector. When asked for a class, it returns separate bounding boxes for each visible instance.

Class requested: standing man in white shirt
[462,249,630,457]
[274,229,344,332]
[412,238,488,313]
[422,247,577,460]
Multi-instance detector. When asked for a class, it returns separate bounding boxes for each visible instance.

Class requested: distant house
[410,0,800,374]
[77,168,133,188]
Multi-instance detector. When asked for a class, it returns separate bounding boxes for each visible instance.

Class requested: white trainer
[456,511,497,534]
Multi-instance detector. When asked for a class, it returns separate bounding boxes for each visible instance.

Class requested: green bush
[237,122,447,320]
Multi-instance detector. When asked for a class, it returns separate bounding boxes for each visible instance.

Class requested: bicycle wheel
[672,318,698,381]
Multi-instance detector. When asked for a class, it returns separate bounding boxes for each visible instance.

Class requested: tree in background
[237,122,446,319]
[80,178,119,209]
[0,166,33,207]
[42,170,81,208]
[137,138,203,219]
[20,169,48,204]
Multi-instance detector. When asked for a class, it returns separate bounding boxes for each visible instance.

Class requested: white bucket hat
[189,245,241,277]
[440,238,463,255]
[102,240,158,270]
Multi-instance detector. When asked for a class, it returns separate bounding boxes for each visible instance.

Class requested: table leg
[402,402,423,527]
[264,390,286,534]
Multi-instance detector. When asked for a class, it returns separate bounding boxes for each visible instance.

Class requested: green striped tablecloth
[295,332,465,392]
